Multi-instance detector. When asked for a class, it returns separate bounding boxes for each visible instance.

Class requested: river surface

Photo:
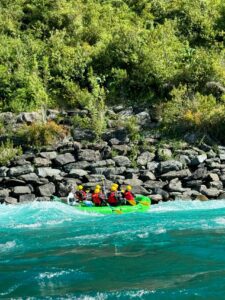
[1,200,225,299]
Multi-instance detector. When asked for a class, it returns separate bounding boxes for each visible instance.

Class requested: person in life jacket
[75,185,87,202]
[92,188,105,206]
[107,185,120,206]
[123,185,136,206]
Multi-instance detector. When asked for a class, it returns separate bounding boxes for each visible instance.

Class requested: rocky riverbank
[1,107,225,204]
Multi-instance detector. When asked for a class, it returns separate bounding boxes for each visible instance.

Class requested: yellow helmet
[111,186,117,192]
[77,185,83,191]
[112,183,118,190]
[121,189,125,193]
[94,188,100,193]
[95,184,101,190]
[126,185,132,191]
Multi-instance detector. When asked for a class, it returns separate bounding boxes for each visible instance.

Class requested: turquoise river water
[1,200,225,299]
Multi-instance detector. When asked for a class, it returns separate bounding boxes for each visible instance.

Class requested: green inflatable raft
[53,195,151,215]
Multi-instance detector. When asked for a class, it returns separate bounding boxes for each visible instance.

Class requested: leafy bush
[0,140,22,166]
[161,85,225,142]
[17,121,68,147]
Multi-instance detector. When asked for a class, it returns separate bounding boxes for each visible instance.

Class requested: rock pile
[1,107,225,204]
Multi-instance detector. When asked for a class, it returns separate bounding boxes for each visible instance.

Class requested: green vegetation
[0,140,22,166]
[17,121,68,147]
[1,0,225,141]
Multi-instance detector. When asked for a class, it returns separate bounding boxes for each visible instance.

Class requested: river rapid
[1,200,225,299]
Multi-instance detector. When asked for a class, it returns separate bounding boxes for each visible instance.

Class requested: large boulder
[64,161,90,173]
[13,186,32,195]
[191,167,208,180]
[90,159,115,168]
[135,111,151,127]
[19,194,36,202]
[157,148,172,161]
[16,112,42,124]
[113,156,131,167]
[161,169,192,180]
[9,165,34,177]
[38,183,56,197]
[54,153,75,166]
[103,128,129,143]
[5,197,18,204]
[153,188,169,200]
[144,180,167,189]
[124,178,143,186]
[78,149,101,162]
[39,151,58,160]
[33,157,51,167]
[69,169,88,178]
[72,129,96,141]
[19,173,40,183]
[147,162,159,172]
[168,178,186,192]
[158,160,183,174]
[137,152,155,166]
[37,167,61,178]
[199,185,221,198]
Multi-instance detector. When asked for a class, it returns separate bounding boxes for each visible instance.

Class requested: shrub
[17,121,68,147]
[161,85,225,143]
[0,140,22,166]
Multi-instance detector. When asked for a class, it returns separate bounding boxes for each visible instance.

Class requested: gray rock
[86,174,106,182]
[219,154,225,161]
[0,166,8,177]
[34,157,51,167]
[78,149,101,162]
[158,160,183,174]
[103,128,129,143]
[161,169,191,180]
[19,194,36,202]
[72,129,96,141]
[136,111,151,127]
[124,178,143,186]
[5,197,18,204]
[192,168,208,180]
[113,156,131,167]
[208,173,220,181]
[118,108,133,117]
[9,165,34,177]
[149,194,163,203]
[178,155,191,165]
[13,186,32,195]
[64,161,90,172]
[147,162,159,171]
[131,185,150,195]
[0,189,10,199]
[38,183,56,197]
[12,158,31,166]
[37,167,61,178]
[209,181,223,189]
[16,112,42,124]
[168,178,186,192]
[20,173,40,183]
[69,169,88,178]
[190,154,207,166]
[137,152,155,166]
[104,167,127,176]
[153,188,169,200]
[139,171,156,181]
[54,153,75,166]
[36,197,51,201]
[40,151,58,160]
[144,180,167,189]
[91,159,115,168]
[112,144,130,155]
[185,180,203,188]
[199,185,221,198]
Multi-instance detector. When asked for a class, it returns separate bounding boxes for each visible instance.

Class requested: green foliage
[1,0,225,141]
[0,140,22,166]
[17,121,68,147]
[162,85,225,143]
